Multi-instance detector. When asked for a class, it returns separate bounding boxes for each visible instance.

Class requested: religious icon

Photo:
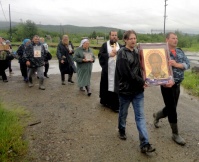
[33,46,41,57]
[138,43,173,86]
[83,52,92,61]
[0,44,10,51]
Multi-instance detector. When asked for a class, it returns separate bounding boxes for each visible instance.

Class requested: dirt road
[0,68,199,162]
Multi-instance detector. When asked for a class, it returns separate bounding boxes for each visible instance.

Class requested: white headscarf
[79,39,89,47]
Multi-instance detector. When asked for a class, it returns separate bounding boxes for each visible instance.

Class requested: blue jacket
[170,48,190,83]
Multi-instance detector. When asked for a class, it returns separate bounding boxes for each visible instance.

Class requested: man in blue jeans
[115,30,155,153]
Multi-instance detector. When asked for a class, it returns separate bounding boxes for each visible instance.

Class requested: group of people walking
[98,30,189,153]
[0,30,190,153]
[0,34,95,96]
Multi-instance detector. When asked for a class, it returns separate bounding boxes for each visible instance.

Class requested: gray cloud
[0,0,199,34]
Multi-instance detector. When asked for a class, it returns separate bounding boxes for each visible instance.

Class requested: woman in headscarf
[16,38,31,82]
[74,39,95,96]
[57,35,76,85]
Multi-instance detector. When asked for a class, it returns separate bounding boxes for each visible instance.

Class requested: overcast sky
[0,0,199,34]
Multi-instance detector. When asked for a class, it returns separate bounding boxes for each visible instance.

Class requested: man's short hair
[33,35,39,39]
[123,30,137,40]
[166,32,176,39]
[109,31,117,36]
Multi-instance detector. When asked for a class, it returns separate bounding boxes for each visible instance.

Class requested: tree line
[0,20,199,50]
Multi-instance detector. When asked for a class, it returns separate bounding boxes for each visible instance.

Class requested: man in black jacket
[24,35,47,90]
[115,30,155,153]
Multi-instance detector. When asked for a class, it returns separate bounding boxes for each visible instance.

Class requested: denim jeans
[118,92,149,148]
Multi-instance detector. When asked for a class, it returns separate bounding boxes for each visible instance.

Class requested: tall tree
[14,20,38,41]
[118,29,123,40]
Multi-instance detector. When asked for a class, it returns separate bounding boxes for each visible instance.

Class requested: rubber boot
[85,85,91,96]
[153,110,165,128]
[68,74,74,83]
[39,78,45,90]
[169,123,186,146]
[28,77,33,87]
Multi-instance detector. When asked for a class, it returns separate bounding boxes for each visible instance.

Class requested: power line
[0,0,8,21]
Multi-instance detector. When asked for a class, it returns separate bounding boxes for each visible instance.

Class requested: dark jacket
[115,47,144,96]
[56,41,76,74]
[23,42,47,68]
[16,44,26,63]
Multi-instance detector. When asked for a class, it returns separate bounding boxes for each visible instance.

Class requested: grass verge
[182,71,199,97]
[0,102,29,162]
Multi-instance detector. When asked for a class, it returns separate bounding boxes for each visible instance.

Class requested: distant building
[96,36,104,44]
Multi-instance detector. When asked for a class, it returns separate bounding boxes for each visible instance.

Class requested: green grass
[0,103,29,162]
[182,71,199,96]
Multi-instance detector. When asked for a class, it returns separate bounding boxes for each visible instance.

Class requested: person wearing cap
[57,35,76,85]
[16,39,31,82]
[74,39,95,96]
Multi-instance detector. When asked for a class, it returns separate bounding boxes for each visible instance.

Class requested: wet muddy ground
[0,58,199,162]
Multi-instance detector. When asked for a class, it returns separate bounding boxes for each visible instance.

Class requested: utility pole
[9,4,12,41]
[164,0,168,35]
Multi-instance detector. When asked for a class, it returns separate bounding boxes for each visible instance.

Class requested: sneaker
[3,80,8,82]
[141,144,155,153]
[119,131,126,140]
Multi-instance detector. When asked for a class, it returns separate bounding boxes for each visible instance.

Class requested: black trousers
[44,62,49,75]
[100,91,119,111]
[20,62,28,78]
[8,60,12,72]
[0,69,7,80]
[161,83,180,123]
[61,72,73,81]
[0,60,8,80]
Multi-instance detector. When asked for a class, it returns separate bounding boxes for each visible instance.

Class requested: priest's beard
[110,40,117,45]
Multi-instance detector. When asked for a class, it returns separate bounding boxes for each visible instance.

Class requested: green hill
[0,21,124,34]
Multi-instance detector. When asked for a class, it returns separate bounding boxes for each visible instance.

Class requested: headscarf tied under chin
[79,39,89,47]
[23,39,30,45]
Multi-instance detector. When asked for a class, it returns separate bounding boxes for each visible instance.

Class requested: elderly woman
[16,39,31,82]
[74,39,95,96]
[57,35,76,85]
